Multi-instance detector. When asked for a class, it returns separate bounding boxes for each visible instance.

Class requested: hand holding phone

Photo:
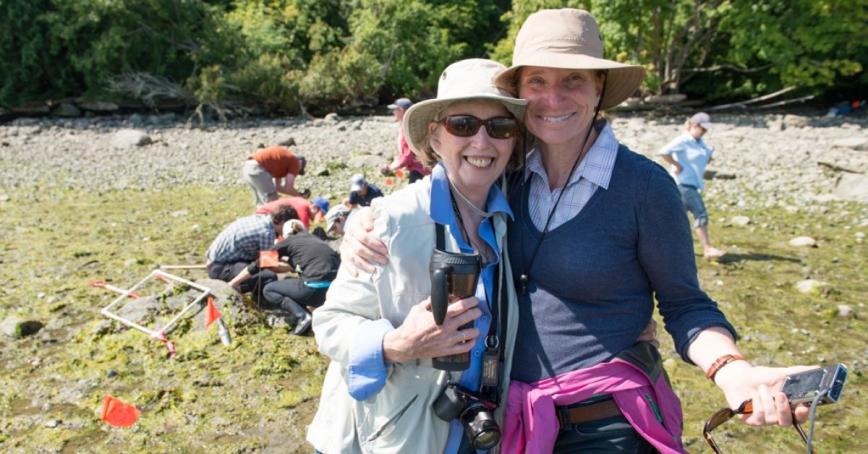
[781,363,848,407]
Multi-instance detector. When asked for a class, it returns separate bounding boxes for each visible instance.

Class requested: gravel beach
[1,112,866,213]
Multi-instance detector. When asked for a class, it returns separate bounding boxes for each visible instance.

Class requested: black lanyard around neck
[518,76,608,295]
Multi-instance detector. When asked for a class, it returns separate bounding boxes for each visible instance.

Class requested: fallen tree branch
[817,160,861,174]
[682,63,773,74]
[754,94,815,109]
[707,87,797,111]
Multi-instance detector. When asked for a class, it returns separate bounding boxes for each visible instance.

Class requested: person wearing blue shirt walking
[658,112,726,259]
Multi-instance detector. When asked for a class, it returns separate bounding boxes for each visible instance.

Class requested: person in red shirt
[242,139,308,207]
[256,197,312,229]
[381,98,431,183]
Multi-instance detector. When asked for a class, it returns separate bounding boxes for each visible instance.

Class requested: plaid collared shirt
[524,121,619,231]
[206,214,275,264]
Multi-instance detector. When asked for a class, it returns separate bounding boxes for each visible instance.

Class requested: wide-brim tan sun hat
[403,59,527,156]
[494,8,645,110]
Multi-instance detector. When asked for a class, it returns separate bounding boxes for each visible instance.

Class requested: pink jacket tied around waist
[503,358,686,453]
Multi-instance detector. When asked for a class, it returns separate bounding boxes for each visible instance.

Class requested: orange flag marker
[101,395,140,427]
[259,250,280,268]
[205,296,222,327]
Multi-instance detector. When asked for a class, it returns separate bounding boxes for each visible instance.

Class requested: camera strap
[480,257,504,404]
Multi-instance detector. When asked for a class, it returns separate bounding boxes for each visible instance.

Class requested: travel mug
[429,248,481,371]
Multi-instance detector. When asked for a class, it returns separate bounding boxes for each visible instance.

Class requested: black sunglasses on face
[439,115,518,140]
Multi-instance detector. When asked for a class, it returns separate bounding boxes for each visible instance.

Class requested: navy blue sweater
[508,145,736,382]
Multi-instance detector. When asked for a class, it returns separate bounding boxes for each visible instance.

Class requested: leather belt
[557,398,622,428]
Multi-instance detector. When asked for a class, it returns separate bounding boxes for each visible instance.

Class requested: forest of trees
[1,0,865,116]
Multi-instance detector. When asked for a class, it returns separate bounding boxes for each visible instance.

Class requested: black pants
[409,170,424,183]
[262,278,328,311]
[208,261,277,304]
[553,395,656,453]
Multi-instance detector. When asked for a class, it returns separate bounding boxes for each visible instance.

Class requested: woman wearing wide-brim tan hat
[492,8,815,454]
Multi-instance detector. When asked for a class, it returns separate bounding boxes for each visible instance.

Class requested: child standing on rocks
[658,112,725,259]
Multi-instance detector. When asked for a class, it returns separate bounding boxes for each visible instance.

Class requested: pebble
[789,236,818,247]
[837,305,854,319]
[731,215,751,226]
[794,279,829,295]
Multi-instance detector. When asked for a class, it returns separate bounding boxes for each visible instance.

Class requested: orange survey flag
[205,296,222,327]
[259,250,280,268]
[101,395,140,427]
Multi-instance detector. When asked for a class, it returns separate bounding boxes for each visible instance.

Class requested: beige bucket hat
[403,59,527,156]
[494,8,645,110]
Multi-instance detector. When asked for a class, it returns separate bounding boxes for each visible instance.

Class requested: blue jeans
[553,396,656,454]
[678,184,708,228]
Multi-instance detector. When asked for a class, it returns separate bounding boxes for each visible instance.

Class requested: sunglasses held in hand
[440,115,518,139]
[703,400,809,454]
[703,364,847,454]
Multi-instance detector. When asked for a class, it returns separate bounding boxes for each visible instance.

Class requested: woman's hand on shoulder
[382,297,481,363]
[339,207,389,276]
[714,363,818,426]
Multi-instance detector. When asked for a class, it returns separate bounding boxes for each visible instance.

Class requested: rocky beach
[1,112,867,207]
[0,111,866,453]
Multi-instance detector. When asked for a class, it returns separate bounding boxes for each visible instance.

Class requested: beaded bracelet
[706,354,746,382]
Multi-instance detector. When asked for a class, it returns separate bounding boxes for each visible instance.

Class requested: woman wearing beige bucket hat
[490,8,813,454]
[307,59,525,453]
[341,8,815,454]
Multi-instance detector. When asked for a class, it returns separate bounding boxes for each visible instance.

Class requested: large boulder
[832,137,868,151]
[191,279,259,330]
[834,173,868,202]
[111,129,152,149]
[53,103,81,118]
[1,316,44,339]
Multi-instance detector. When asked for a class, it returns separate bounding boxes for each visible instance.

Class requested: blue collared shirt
[205,214,275,263]
[657,132,714,189]
[346,164,512,454]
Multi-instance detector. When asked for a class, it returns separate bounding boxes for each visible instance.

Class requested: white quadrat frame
[101,269,211,338]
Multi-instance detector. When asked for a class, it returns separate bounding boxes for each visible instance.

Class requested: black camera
[432,383,501,449]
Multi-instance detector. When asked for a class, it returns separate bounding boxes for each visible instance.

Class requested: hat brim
[494,54,645,110]
[402,95,527,158]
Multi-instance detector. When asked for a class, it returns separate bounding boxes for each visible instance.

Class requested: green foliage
[710,0,868,95]
[0,0,80,104]
[0,0,864,109]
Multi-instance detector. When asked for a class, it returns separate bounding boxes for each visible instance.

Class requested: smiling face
[517,67,603,148]
[428,100,517,200]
